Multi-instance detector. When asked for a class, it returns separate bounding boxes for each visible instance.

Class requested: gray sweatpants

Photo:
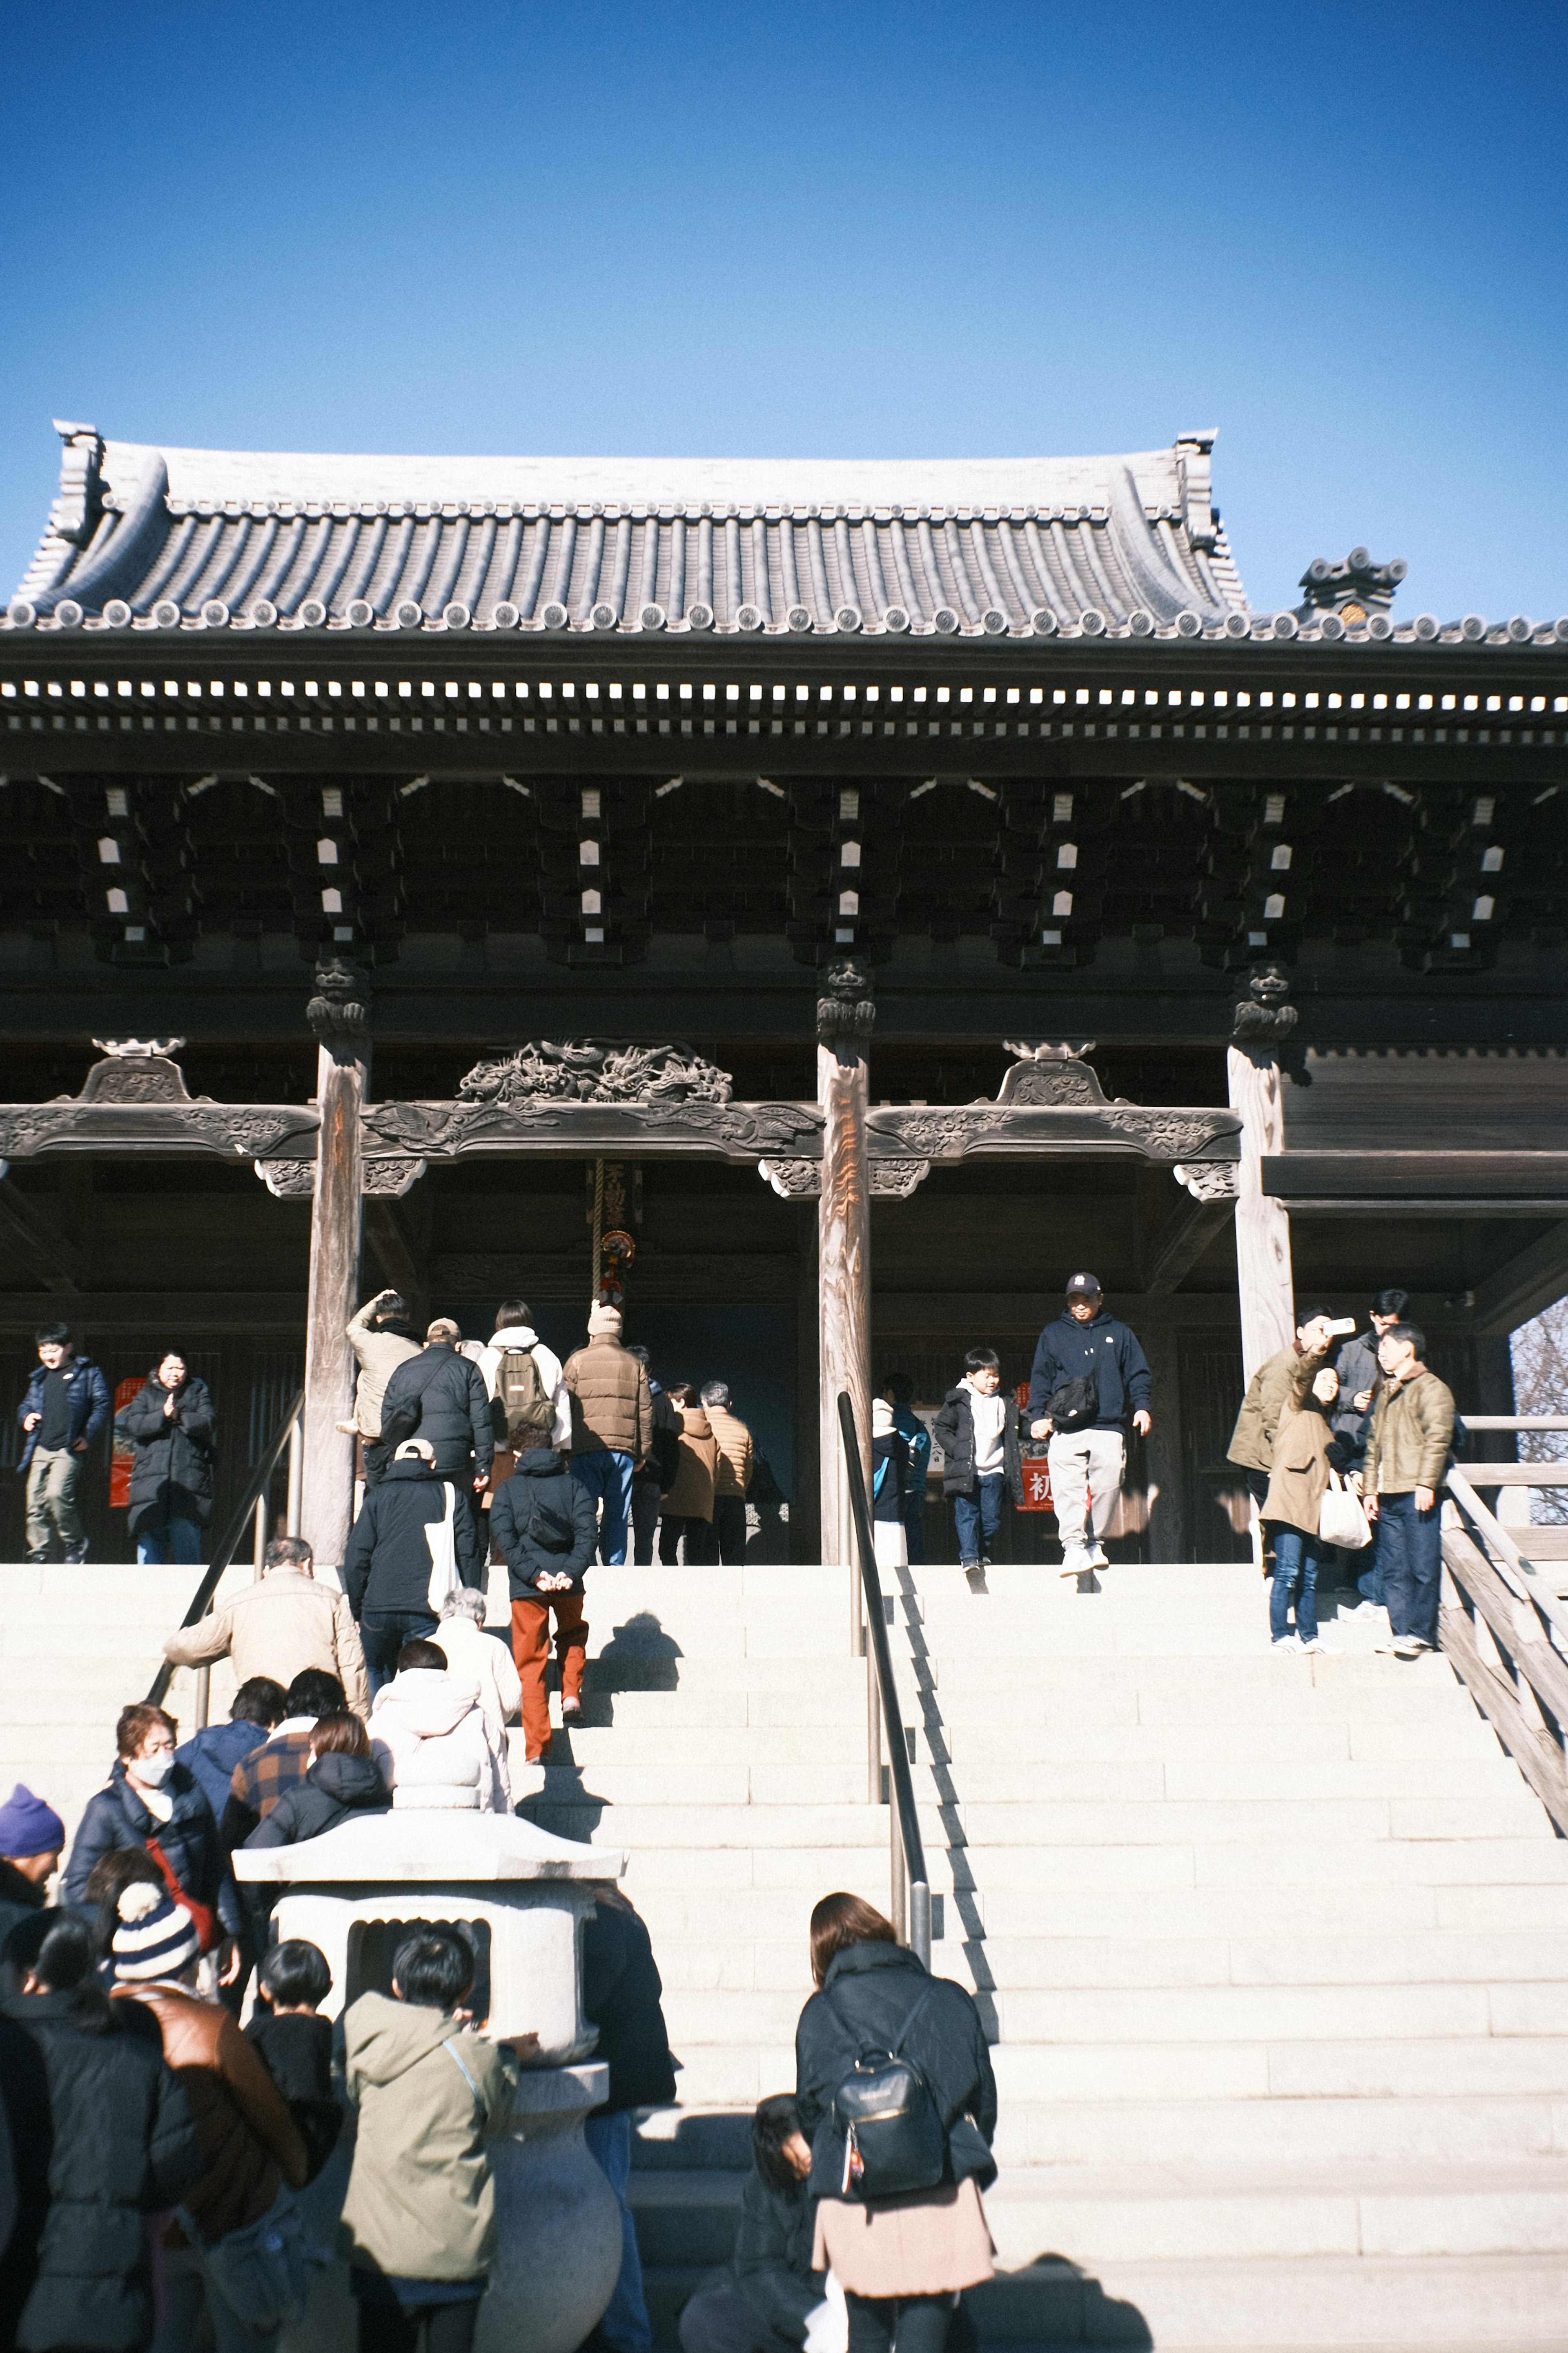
[25,1446,84,1557]
[1047,1428,1126,1549]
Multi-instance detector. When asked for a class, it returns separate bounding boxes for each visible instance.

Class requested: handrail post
[285,1410,304,1538]
[253,1492,267,1580]
[839,1390,931,1970]
[193,1663,210,1731]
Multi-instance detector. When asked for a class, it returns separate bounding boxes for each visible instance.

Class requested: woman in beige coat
[658,1384,720,1564]
[1261,1348,1339,1652]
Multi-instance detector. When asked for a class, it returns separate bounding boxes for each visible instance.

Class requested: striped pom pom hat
[112,1879,201,1983]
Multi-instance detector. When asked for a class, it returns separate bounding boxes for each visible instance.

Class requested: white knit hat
[111,1879,201,1982]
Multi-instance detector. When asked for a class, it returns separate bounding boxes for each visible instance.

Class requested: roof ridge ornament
[1297,547,1408,622]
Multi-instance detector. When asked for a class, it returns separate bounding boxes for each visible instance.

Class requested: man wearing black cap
[1028,1274,1152,1580]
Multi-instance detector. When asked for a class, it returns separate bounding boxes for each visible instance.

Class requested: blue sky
[2,2,1564,619]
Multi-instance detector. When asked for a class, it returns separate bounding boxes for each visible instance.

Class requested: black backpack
[828,1984,947,2201]
[1049,1373,1099,1432]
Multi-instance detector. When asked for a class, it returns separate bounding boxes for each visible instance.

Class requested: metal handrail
[837,1390,931,1968]
[145,1387,306,1708]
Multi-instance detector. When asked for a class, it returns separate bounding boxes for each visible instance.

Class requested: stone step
[649,1927,1568,1995]
[993,2035,1568,2104]
[659,1976,1557,2052]
[627,2159,1568,2269]
[965,2251,1568,2347]
[1003,2093,1568,2169]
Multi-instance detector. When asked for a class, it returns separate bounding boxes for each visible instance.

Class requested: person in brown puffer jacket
[700,1381,755,1566]
[108,1881,309,2353]
[563,1306,653,1566]
[658,1385,720,1564]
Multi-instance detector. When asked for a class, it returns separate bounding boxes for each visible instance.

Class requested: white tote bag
[425,1481,462,1613]
[1319,1470,1372,1551]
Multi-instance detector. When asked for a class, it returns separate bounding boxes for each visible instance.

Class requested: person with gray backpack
[794,1894,996,2353]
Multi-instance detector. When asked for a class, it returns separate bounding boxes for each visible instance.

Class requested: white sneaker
[1272,1633,1302,1651]
[1085,1543,1109,1571]
[1299,1637,1325,1654]
[1059,1545,1093,1578]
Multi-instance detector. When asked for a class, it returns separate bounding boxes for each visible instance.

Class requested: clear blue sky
[3,2,1564,619]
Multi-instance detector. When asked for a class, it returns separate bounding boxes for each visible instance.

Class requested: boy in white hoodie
[477,1301,571,1560]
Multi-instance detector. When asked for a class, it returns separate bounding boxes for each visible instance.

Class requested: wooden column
[816,960,875,1589]
[1227,1042,1295,1383]
[301,963,371,1568]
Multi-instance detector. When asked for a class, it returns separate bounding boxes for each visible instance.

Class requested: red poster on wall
[109,1375,146,1509]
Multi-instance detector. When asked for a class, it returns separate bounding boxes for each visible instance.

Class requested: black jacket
[18,1353,110,1474]
[245,1751,389,1848]
[379,1344,493,1477]
[0,1859,49,1959]
[581,1893,677,2113]
[117,1374,217,1532]
[933,1386,1024,1504]
[61,1759,241,1940]
[341,1455,486,1619]
[795,1939,997,2203]
[637,1386,680,1492]
[490,1448,598,1596]
[731,2166,822,2345]
[0,1985,202,2353]
[872,1428,909,1522]
[1027,1311,1152,1435]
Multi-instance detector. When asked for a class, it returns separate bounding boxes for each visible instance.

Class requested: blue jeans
[584,2110,653,2353]
[136,1515,204,1566]
[953,1474,1005,1564]
[1269,1524,1319,1643]
[1376,1490,1443,1644]
[902,1491,926,1565]
[1357,1547,1385,1606]
[572,1449,635,1566]
[360,1607,437,1695]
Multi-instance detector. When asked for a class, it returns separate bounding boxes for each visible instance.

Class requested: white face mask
[135,1753,174,1786]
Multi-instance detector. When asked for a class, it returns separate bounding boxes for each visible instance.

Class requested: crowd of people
[2,1738,995,2353]
[1226,1286,1459,1660]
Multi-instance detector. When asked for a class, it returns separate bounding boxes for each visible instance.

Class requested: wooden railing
[1440,1417,1568,1836]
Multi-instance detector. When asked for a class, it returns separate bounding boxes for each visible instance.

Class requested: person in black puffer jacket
[796,1894,997,2353]
[341,1443,487,1694]
[679,2095,822,2353]
[117,1354,216,1566]
[580,1888,677,2353]
[378,1321,494,1499]
[244,1714,389,1849]
[62,1705,242,1960]
[1,1911,203,2353]
[490,1445,597,1764]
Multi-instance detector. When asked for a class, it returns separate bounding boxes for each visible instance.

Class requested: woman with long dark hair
[794,1896,996,2353]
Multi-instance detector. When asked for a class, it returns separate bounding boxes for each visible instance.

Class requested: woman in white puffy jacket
[369,1638,512,1811]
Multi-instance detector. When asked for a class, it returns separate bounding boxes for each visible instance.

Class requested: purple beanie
[0,1783,66,1860]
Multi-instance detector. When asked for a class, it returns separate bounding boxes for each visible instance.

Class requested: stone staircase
[10,1554,1568,2349]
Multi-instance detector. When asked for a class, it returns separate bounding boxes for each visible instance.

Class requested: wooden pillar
[1227,1042,1295,1383]
[300,962,371,1567]
[816,958,875,1585]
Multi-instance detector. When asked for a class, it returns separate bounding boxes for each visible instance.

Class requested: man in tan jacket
[163,1536,370,1716]
[563,1306,652,1565]
[700,1380,754,1564]
[1363,1321,1456,1660]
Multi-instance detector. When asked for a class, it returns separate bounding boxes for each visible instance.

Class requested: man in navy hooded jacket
[1028,1273,1152,1580]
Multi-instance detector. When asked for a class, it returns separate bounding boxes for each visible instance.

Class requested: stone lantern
[236,1810,627,2353]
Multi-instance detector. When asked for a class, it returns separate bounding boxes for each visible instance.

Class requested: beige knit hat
[587,1305,622,1337]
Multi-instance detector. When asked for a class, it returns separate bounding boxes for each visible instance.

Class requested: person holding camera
[1227,1308,1356,1560]
[1027,1276,1152,1581]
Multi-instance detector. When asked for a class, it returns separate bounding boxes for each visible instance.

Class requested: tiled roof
[7,422,1253,639]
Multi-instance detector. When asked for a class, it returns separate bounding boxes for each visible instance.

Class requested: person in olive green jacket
[1361,1321,1456,1659]
[1227,1310,1343,1509]
[340,1925,529,2353]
